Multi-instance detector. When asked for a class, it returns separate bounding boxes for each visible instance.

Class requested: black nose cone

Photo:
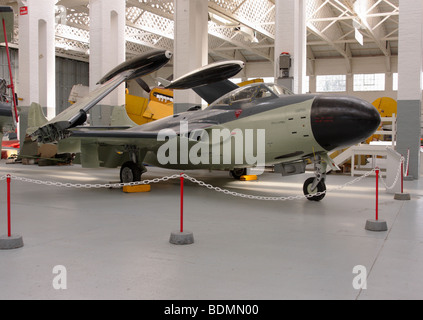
[311,95,381,151]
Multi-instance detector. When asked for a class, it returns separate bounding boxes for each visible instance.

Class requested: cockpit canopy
[209,83,294,108]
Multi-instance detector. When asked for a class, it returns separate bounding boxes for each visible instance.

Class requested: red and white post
[7,174,11,237]
[375,168,379,221]
[394,157,411,200]
[365,167,388,232]
[169,173,194,245]
[0,174,24,249]
[180,173,184,233]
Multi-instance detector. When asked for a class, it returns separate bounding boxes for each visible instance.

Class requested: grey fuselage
[132,83,381,171]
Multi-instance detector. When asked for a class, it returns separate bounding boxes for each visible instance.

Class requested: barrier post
[180,173,184,233]
[401,161,403,194]
[7,174,11,237]
[375,168,379,221]
[394,158,411,200]
[169,173,194,245]
[0,175,24,249]
[365,167,387,232]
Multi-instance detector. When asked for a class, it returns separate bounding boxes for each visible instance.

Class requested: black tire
[303,177,326,201]
[230,168,247,180]
[120,162,143,183]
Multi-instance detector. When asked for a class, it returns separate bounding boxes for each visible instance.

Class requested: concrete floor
[0,159,422,300]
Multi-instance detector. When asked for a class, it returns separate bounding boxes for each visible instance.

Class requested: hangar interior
[0,0,423,300]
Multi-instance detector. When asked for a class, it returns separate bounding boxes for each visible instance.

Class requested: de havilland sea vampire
[29,50,381,201]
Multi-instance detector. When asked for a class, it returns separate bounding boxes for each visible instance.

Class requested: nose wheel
[303,155,327,201]
[303,177,326,201]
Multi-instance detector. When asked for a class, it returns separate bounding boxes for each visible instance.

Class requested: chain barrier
[181,170,378,201]
[0,161,401,201]
[404,149,410,177]
[0,173,181,189]
[378,156,404,190]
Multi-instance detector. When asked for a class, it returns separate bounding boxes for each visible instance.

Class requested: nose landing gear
[303,156,327,201]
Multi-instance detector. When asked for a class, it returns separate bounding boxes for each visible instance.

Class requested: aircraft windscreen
[209,83,294,108]
[267,84,294,96]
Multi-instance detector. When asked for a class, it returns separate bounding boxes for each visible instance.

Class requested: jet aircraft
[29,50,381,201]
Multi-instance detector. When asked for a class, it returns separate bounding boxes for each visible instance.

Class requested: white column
[274,0,306,94]
[89,0,126,126]
[397,0,423,179]
[18,0,56,119]
[173,0,208,113]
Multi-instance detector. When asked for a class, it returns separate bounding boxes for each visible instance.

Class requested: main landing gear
[120,147,147,183]
[230,168,247,180]
[120,161,146,183]
[303,157,327,201]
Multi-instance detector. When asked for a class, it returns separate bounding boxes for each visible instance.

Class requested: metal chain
[0,174,181,189]
[404,150,410,177]
[326,168,376,192]
[181,170,376,201]
[181,174,308,201]
[379,156,404,190]
[0,162,397,201]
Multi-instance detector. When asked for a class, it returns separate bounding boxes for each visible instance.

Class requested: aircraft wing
[70,127,161,143]
[156,60,243,105]
[31,50,172,144]
[67,120,215,147]
[159,60,244,90]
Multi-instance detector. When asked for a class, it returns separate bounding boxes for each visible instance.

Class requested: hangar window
[316,75,346,92]
[354,73,385,91]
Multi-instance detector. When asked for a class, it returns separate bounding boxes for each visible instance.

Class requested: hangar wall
[0,48,404,110]
[312,56,398,102]
[0,48,18,89]
[0,49,89,116]
[55,58,89,114]
[243,55,399,103]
